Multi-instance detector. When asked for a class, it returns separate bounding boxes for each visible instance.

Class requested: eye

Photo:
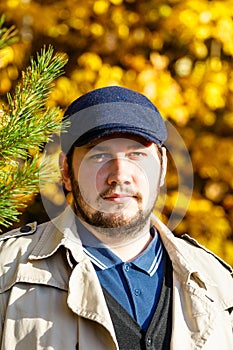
[128,151,148,160]
[89,153,112,163]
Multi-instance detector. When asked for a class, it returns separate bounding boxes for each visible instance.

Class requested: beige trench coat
[0,206,233,350]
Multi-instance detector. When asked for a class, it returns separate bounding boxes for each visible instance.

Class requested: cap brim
[61,102,167,154]
[73,124,163,147]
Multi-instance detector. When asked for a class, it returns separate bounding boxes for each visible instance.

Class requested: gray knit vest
[102,253,172,350]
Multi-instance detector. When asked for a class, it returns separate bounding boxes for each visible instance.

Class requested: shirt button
[146,337,152,347]
[124,263,130,272]
[134,288,141,296]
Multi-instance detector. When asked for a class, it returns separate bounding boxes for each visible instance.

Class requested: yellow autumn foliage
[0,0,232,265]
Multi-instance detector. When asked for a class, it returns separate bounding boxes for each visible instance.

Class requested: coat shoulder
[0,222,38,241]
[179,233,233,274]
[0,221,50,262]
[0,220,52,293]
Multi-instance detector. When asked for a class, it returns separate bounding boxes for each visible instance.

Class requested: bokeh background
[0,0,232,265]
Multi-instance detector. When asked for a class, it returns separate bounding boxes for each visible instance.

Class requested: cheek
[95,165,109,193]
[139,161,162,201]
[146,163,161,188]
[76,163,105,204]
[78,167,96,189]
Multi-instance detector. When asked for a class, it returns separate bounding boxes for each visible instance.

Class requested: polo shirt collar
[76,218,164,276]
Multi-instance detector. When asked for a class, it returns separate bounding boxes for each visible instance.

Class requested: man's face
[63,135,166,237]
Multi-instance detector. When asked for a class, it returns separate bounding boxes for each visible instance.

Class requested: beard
[70,171,156,239]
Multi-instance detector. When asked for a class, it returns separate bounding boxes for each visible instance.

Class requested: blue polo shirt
[76,219,165,331]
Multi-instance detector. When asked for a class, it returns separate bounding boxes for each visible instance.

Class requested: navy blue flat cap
[61,86,167,154]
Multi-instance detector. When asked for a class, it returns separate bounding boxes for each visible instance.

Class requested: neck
[81,219,153,261]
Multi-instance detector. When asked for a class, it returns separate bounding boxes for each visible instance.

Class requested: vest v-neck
[102,252,173,350]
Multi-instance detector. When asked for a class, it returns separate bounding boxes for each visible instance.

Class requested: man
[0,86,232,350]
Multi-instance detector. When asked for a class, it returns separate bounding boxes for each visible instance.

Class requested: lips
[100,186,142,203]
[102,193,138,203]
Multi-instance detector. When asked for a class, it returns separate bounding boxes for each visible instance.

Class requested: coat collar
[29,206,84,263]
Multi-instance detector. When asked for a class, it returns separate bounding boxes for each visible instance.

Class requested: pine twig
[0,45,68,230]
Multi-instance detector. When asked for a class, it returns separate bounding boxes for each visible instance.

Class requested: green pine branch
[0,45,68,230]
[0,15,18,50]
[0,156,41,227]
[0,46,68,160]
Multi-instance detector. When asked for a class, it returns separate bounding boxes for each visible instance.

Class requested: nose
[107,157,132,186]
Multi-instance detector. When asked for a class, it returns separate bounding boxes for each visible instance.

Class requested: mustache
[99,185,142,201]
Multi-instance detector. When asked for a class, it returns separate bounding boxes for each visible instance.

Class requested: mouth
[102,193,138,203]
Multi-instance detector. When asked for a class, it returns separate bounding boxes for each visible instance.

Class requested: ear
[160,147,167,187]
[59,152,72,192]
